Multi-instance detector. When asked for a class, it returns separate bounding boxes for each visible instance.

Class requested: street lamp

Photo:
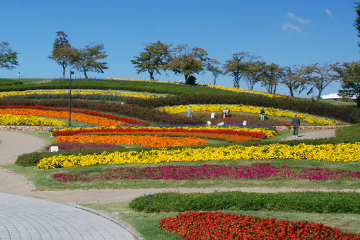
[69,71,74,127]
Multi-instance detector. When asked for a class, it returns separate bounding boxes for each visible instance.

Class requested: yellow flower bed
[0,114,66,126]
[0,90,158,99]
[159,104,338,126]
[37,142,360,169]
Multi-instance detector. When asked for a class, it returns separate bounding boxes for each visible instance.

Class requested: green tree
[243,61,265,90]
[166,44,217,85]
[48,31,72,79]
[261,63,284,96]
[281,66,308,97]
[354,2,360,49]
[0,41,19,71]
[222,52,251,89]
[335,61,360,107]
[69,43,108,79]
[304,62,340,101]
[207,63,222,85]
[131,41,172,80]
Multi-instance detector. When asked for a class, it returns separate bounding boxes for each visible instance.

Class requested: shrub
[129,191,360,214]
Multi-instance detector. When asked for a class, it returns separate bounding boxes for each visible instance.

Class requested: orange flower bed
[85,131,261,142]
[0,109,126,126]
[55,134,208,147]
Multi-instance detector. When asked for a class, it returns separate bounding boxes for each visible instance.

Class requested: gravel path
[0,129,341,205]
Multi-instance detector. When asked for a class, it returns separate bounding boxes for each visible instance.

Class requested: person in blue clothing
[292,114,301,137]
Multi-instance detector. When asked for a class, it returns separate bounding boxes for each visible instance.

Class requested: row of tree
[130,42,360,104]
[48,31,108,79]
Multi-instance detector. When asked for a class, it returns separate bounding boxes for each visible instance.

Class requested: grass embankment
[0,79,234,95]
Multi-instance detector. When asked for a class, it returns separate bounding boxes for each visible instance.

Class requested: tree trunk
[357,95,360,108]
[149,70,154,80]
[62,66,66,79]
[185,74,190,84]
[84,69,88,79]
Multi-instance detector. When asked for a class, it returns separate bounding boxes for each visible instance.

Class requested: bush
[129,191,360,214]
[0,79,23,86]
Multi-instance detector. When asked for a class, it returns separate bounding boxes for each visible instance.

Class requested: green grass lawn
[82,201,360,239]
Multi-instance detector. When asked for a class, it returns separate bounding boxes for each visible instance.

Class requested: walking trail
[0,128,354,205]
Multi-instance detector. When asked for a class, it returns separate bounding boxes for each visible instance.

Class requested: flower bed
[0,114,66,126]
[0,105,149,125]
[45,142,121,151]
[50,125,275,138]
[159,211,359,239]
[54,134,208,147]
[160,104,339,125]
[0,90,159,99]
[52,163,360,182]
[37,142,360,169]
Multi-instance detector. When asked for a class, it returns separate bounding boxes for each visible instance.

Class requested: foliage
[303,62,340,101]
[69,43,108,78]
[48,31,72,79]
[261,63,284,96]
[0,41,19,70]
[281,66,308,97]
[131,41,172,80]
[335,61,360,108]
[354,2,360,49]
[165,44,218,84]
[129,191,360,214]
[222,52,259,89]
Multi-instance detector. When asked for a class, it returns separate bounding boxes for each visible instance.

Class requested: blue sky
[1,0,359,97]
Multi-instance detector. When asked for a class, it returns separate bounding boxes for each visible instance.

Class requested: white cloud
[322,8,334,17]
[282,23,302,33]
[286,13,311,25]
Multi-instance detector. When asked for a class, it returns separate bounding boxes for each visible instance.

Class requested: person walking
[292,114,300,137]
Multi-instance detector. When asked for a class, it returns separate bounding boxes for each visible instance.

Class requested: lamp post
[69,71,74,127]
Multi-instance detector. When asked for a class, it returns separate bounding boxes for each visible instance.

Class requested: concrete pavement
[0,193,140,240]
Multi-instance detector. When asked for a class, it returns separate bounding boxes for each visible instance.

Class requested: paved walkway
[0,131,142,240]
[0,193,137,240]
[0,129,339,239]
[282,129,336,141]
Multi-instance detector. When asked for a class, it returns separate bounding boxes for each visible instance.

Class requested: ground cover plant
[45,142,123,151]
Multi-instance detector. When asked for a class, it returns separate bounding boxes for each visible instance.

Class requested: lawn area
[82,201,360,239]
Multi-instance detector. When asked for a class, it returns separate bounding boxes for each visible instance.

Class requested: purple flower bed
[52,163,360,183]
[45,142,121,151]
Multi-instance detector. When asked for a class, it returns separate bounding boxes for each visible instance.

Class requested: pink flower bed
[52,163,360,182]
[45,142,121,151]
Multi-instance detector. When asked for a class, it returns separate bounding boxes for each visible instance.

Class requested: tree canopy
[131,41,172,80]
[48,31,72,78]
[69,43,108,79]
[222,52,259,89]
[335,61,360,107]
[165,44,218,85]
[0,41,19,71]
[304,62,340,101]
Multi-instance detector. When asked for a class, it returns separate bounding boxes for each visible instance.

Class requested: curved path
[0,129,341,239]
[0,131,141,240]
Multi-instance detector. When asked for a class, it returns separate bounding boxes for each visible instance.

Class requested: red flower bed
[51,127,266,138]
[0,105,149,125]
[159,211,359,239]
